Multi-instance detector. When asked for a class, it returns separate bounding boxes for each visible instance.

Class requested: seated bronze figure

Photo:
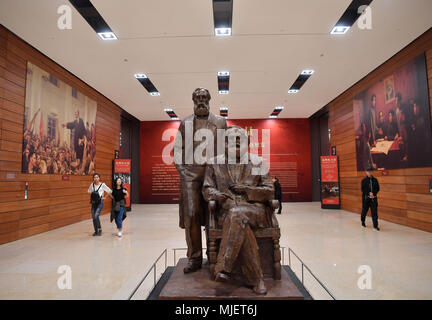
[202,126,280,295]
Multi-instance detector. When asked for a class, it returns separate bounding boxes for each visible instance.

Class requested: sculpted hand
[230,184,248,194]
[215,192,234,202]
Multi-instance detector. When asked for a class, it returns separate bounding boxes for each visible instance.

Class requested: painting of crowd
[354,54,432,171]
[22,62,97,175]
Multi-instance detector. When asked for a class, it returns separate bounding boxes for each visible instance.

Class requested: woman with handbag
[110,177,129,237]
[88,173,112,236]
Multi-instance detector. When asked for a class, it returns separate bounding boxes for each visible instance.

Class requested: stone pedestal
[159,258,305,300]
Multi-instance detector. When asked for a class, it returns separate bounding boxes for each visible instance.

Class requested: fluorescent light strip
[134,74,160,96]
[213,0,233,37]
[301,69,314,75]
[330,26,350,35]
[330,0,373,35]
[134,74,148,79]
[218,71,230,76]
[215,28,232,36]
[217,71,230,92]
[69,0,117,40]
[288,70,315,93]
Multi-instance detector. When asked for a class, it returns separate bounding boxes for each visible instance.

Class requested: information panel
[114,159,131,210]
[320,155,340,209]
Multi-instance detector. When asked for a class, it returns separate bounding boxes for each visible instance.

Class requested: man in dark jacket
[361,167,380,230]
[272,177,282,214]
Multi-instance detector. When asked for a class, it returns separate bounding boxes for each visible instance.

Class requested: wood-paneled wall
[329,28,432,232]
[0,25,121,244]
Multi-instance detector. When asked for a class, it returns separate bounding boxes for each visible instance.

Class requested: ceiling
[1,0,431,120]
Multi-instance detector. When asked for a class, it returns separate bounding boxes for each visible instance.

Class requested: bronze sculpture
[202,126,275,295]
[174,88,227,274]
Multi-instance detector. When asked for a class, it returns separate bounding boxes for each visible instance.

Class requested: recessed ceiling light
[150,92,160,96]
[288,89,299,94]
[330,26,350,35]
[171,117,179,121]
[218,71,230,76]
[164,108,173,112]
[97,32,117,40]
[275,106,284,110]
[301,69,315,75]
[220,107,229,111]
[134,73,148,79]
[215,27,232,36]
[269,115,278,119]
[219,90,229,94]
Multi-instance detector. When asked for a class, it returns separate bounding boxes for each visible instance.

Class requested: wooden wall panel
[329,28,432,232]
[0,25,121,244]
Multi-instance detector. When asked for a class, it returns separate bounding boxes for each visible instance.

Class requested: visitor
[88,173,112,236]
[360,167,380,231]
[111,177,128,237]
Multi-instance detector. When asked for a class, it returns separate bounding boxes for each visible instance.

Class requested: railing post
[301,263,304,285]
[288,248,291,267]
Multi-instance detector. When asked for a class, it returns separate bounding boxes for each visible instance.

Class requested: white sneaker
[117,231,122,237]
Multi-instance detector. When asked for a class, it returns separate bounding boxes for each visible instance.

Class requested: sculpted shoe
[183,262,201,274]
[253,280,267,295]
[215,272,230,283]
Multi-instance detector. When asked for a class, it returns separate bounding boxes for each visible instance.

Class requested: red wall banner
[114,159,131,208]
[140,118,312,203]
[320,156,340,208]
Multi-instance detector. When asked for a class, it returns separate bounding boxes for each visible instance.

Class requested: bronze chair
[207,199,282,281]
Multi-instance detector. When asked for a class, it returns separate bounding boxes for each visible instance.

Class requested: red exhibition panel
[320,156,340,206]
[114,159,131,208]
[139,118,312,203]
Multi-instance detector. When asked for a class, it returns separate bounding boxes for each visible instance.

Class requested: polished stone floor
[0,202,431,299]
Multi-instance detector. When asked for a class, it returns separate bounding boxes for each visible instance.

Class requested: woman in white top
[88,173,112,236]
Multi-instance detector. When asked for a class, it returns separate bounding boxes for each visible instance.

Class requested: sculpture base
[158,258,306,300]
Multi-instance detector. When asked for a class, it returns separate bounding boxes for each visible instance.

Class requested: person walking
[88,173,112,236]
[361,167,380,231]
[273,177,282,214]
[110,177,128,237]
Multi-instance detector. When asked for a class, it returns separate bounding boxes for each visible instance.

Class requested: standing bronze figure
[202,126,274,294]
[174,88,227,274]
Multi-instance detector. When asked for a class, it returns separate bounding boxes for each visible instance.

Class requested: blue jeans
[115,206,124,230]
[91,200,104,232]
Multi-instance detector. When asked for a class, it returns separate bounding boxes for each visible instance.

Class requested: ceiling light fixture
[301,69,315,75]
[213,0,233,37]
[69,0,118,40]
[217,71,230,76]
[330,26,350,35]
[134,74,148,79]
[97,32,117,40]
[330,0,373,35]
[215,27,232,36]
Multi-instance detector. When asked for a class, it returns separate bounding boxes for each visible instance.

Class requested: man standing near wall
[174,88,227,273]
[361,167,380,231]
[273,177,282,214]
